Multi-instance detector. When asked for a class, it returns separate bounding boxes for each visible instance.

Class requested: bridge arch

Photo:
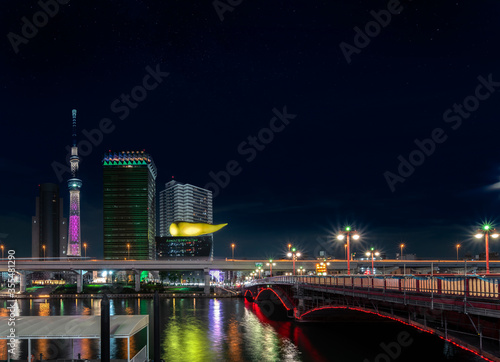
[244,289,254,302]
[297,306,493,361]
[255,287,293,310]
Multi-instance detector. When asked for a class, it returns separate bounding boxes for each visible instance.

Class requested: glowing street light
[127,243,130,260]
[231,243,235,260]
[288,243,291,251]
[287,247,301,275]
[83,242,87,259]
[42,244,46,261]
[456,243,460,261]
[298,266,305,275]
[365,248,380,274]
[267,259,276,277]
[400,243,405,260]
[475,224,499,274]
[337,226,360,275]
[1,245,4,259]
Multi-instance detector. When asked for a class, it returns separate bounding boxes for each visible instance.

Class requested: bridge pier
[135,273,141,292]
[76,270,83,293]
[298,299,305,309]
[18,271,26,293]
[204,268,210,296]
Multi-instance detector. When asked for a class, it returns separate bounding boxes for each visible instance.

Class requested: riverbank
[1,292,241,299]
[0,284,240,299]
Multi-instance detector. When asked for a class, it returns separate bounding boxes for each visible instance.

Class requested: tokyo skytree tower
[67,109,82,257]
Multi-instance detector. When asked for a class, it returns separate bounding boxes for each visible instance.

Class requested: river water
[0,298,484,361]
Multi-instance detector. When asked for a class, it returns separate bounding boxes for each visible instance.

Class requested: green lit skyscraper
[103,151,157,260]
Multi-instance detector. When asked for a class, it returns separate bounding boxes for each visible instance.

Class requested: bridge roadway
[2,258,500,273]
[245,275,500,361]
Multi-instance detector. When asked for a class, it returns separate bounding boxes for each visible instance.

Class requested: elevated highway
[4,258,500,295]
[3,258,500,273]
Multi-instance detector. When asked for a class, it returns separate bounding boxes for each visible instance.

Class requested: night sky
[1,0,500,260]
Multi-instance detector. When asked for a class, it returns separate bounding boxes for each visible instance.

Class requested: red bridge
[244,274,500,362]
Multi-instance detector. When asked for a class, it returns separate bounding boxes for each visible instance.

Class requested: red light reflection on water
[244,300,328,362]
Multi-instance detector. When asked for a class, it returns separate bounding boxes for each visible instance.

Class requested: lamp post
[1,245,4,259]
[231,243,235,260]
[42,245,45,261]
[288,243,291,251]
[256,267,263,279]
[475,224,499,274]
[366,248,380,274]
[127,243,130,260]
[267,260,276,277]
[456,243,460,261]
[344,244,347,260]
[287,248,301,275]
[400,243,405,260]
[298,266,304,275]
[337,227,360,275]
[83,242,87,259]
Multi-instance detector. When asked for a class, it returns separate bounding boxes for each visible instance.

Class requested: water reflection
[39,301,50,316]
[208,299,223,356]
[0,298,485,361]
[162,299,214,362]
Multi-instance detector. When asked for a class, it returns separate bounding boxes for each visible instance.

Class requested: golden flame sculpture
[169,221,228,236]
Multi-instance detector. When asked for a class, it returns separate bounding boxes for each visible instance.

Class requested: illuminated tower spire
[67,109,82,257]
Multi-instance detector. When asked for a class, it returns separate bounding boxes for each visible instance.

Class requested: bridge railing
[253,274,500,299]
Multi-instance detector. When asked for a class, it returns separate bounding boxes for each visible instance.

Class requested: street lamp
[337,226,360,275]
[256,267,263,279]
[456,243,460,261]
[366,248,380,274]
[298,266,304,275]
[266,259,276,277]
[42,244,46,261]
[288,243,291,251]
[231,243,235,260]
[83,242,87,259]
[127,243,130,260]
[475,224,499,274]
[400,243,405,260]
[287,247,301,275]
[1,245,4,259]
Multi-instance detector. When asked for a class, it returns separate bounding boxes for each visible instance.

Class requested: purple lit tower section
[67,109,82,257]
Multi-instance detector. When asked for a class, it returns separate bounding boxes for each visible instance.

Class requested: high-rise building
[67,109,82,257]
[32,183,67,258]
[103,151,157,260]
[159,180,213,237]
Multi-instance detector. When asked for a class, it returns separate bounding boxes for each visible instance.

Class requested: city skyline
[1,1,500,260]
